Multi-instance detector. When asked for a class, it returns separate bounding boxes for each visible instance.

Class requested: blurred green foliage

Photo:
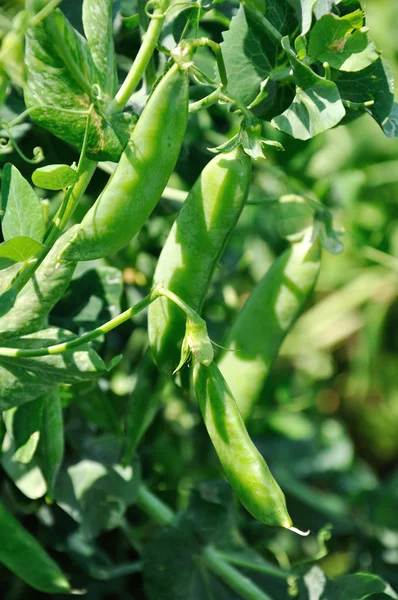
[0,0,397,598]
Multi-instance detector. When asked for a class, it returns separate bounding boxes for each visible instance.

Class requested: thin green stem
[201,547,273,600]
[30,0,63,27]
[136,484,174,526]
[157,287,201,322]
[109,0,170,112]
[6,105,90,129]
[214,550,293,580]
[0,288,161,358]
[186,38,228,89]
[137,0,157,87]
[189,87,222,113]
[136,484,274,600]
[221,91,253,120]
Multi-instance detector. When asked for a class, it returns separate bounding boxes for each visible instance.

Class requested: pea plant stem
[109,0,170,112]
[29,0,63,27]
[189,87,222,113]
[201,547,273,600]
[0,288,161,358]
[136,484,273,600]
[137,0,157,87]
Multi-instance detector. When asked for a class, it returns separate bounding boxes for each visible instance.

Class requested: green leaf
[299,566,397,600]
[220,4,297,108]
[0,502,71,593]
[288,0,317,34]
[0,327,111,410]
[0,236,44,268]
[82,0,118,96]
[3,396,44,464]
[32,164,79,190]
[24,9,133,162]
[1,429,47,499]
[1,163,45,242]
[38,388,64,501]
[55,264,123,330]
[55,452,140,539]
[332,57,395,131]
[143,483,239,600]
[308,11,379,72]
[272,37,346,140]
[0,227,77,338]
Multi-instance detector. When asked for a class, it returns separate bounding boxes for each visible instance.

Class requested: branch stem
[109,0,170,112]
[0,288,161,358]
[136,484,274,600]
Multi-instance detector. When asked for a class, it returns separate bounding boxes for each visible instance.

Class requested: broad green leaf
[32,164,79,190]
[248,193,314,238]
[3,396,44,464]
[333,57,395,131]
[82,0,118,96]
[38,388,64,501]
[0,327,111,410]
[1,163,45,242]
[288,0,317,34]
[299,566,397,600]
[24,9,133,161]
[1,430,47,499]
[272,37,346,140]
[55,264,123,330]
[0,502,71,593]
[55,453,140,538]
[0,236,44,268]
[0,227,77,338]
[143,483,240,600]
[308,11,379,72]
[220,4,297,109]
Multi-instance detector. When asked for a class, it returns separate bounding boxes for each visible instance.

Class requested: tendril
[0,125,44,163]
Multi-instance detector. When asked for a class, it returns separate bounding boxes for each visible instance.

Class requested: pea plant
[0,0,397,598]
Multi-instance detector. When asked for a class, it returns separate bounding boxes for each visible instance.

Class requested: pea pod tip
[288,526,311,537]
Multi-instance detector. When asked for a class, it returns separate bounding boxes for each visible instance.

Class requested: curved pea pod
[218,232,321,421]
[60,64,189,262]
[0,502,71,593]
[0,227,78,339]
[148,148,252,373]
[193,361,293,529]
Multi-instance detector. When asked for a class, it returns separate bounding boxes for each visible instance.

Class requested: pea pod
[193,361,293,529]
[0,502,71,593]
[61,63,189,262]
[218,232,321,421]
[148,148,252,373]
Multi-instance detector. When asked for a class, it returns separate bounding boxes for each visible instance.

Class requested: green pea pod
[0,502,71,593]
[193,361,293,529]
[0,227,78,339]
[218,231,321,421]
[148,148,252,373]
[61,64,189,262]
